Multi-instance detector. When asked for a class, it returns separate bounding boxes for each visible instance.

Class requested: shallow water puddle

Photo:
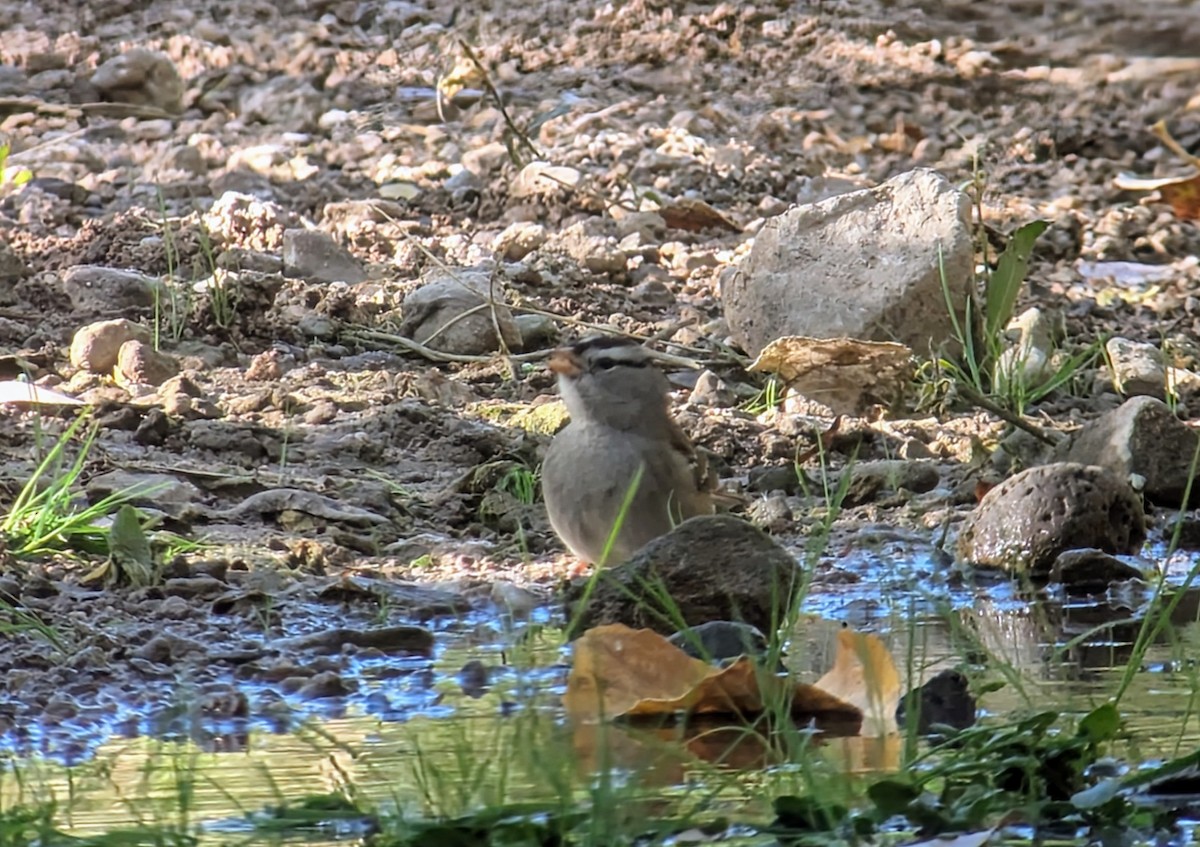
[6,550,1200,839]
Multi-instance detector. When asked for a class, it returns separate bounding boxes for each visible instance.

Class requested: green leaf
[108,504,155,587]
[985,219,1048,340]
[867,778,921,816]
[1077,703,1120,742]
[773,794,848,831]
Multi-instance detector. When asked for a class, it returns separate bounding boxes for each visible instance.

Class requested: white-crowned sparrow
[542,335,731,565]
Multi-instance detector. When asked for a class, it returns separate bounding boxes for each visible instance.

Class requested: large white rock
[723,168,974,358]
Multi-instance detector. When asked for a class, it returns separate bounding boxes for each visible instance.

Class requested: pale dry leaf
[815,628,902,737]
[1114,172,1200,220]
[749,335,913,416]
[0,380,84,406]
[564,623,863,726]
[658,197,741,233]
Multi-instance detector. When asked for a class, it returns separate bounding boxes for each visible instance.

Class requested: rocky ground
[1,0,1199,761]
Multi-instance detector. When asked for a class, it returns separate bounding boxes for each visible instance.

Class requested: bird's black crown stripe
[592,355,650,371]
[571,335,639,354]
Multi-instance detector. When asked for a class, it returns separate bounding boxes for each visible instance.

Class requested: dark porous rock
[1048,549,1146,593]
[1060,395,1199,507]
[567,515,802,636]
[895,669,976,735]
[956,462,1145,575]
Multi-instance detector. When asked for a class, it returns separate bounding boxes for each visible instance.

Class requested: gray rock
[724,168,973,358]
[513,312,557,349]
[493,221,547,261]
[398,267,522,355]
[688,370,736,407]
[70,318,150,372]
[631,276,676,305]
[747,465,801,495]
[62,266,162,312]
[282,229,366,284]
[550,219,628,276]
[956,463,1145,575]
[567,515,802,635]
[0,238,28,284]
[1105,337,1166,399]
[844,459,941,504]
[90,48,184,113]
[86,470,200,513]
[240,76,324,131]
[461,141,510,175]
[509,161,582,199]
[1060,396,1198,507]
[297,313,337,339]
[668,620,774,667]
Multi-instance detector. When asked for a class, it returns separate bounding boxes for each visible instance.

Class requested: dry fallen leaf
[0,380,84,406]
[815,627,903,737]
[1113,120,1200,220]
[749,335,913,416]
[1114,172,1200,219]
[658,197,741,233]
[437,55,485,101]
[564,623,879,731]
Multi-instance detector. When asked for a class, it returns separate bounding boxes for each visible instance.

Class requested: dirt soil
[1,0,1198,761]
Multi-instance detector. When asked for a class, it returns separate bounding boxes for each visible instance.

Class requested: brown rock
[90,48,184,113]
[117,340,179,386]
[568,515,801,635]
[70,319,149,373]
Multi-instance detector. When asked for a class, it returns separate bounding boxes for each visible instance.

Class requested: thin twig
[458,40,542,163]
[347,329,548,364]
[956,382,1058,445]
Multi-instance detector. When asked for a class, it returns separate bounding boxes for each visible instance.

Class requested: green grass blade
[985,220,1048,340]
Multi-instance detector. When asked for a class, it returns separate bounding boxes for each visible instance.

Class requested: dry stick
[1152,119,1200,169]
[458,39,542,163]
[456,40,640,216]
[349,328,547,364]
[955,382,1057,445]
[389,224,516,371]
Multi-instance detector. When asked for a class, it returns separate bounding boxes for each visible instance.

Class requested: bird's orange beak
[548,347,583,377]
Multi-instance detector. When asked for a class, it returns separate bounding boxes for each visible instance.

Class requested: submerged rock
[956,462,1145,575]
[895,669,976,734]
[1048,549,1146,593]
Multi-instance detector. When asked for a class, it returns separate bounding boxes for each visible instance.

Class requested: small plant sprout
[1,415,166,561]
